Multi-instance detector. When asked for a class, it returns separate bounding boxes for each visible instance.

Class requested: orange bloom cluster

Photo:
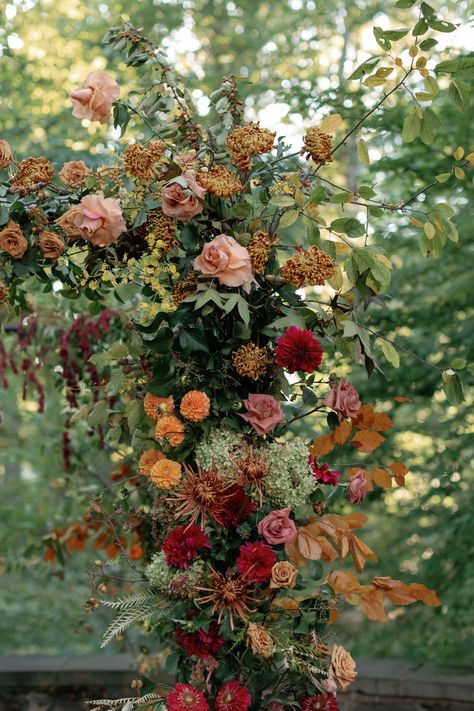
[247,230,276,275]
[179,390,210,423]
[197,165,243,198]
[122,140,166,180]
[150,458,182,489]
[10,156,54,192]
[226,122,275,171]
[301,127,334,165]
[144,393,174,420]
[280,246,336,288]
[172,271,199,305]
[155,415,185,447]
[231,343,269,381]
[139,448,165,476]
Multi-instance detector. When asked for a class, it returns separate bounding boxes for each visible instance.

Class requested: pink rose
[194,234,253,289]
[70,71,119,124]
[74,194,126,246]
[161,173,206,221]
[258,508,297,546]
[323,379,361,421]
[347,469,368,504]
[240,393,284,435]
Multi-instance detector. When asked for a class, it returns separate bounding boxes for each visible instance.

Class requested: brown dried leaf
[393,395,412,403]
[351,533,378,573]
[327,570,361,596]
[371,411,393,431]
[359,587,388,622]
[310,434,335,456]
[389,461,408,485]
[352,429,385,453]
[372,467,392,488]
[332,419,352,445]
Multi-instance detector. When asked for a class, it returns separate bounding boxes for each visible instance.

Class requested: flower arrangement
[0,9,469,711]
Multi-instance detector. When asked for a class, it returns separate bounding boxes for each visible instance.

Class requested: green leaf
[179,328,209,354]
[379,339,400,368]
[149,327,174,354]
[427,18,456,33]
[279,209,299,229]
[341,319,360,338]
[435,173,451,183]
[107,368,126,396]
[384,29,409,40]
[87,400,109,426]
[330,217,365,238]
[419,38,438,50]
[402,108,422,143]
[356,138,370,165]
[442,370,465,405]
[395,0,416,6]
[412,19,428,36]
[126,401,142,431]
[269,195,296,208]
[450,358,466,370]
[373,27,391,50]
[107,343,129,360]
[348,56,381,81]
[435,57,474,74]
[236,296,250,327]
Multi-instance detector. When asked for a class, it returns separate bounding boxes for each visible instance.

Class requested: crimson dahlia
[237,540,277,582]
[275,326,323,373]
[162,524,210,569]
[216,681,252,711]
[166,683,209,711]
[300,693,340,711]
[216,484,256,527]
[175,620,224,659]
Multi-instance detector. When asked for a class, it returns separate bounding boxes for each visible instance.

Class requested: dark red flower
[308,456,342,486]
[167,683,209,711]
[215,484,256,527]
[175,620,224,659]
[300,694,340,711]
[216,681,252,711]
[236,540,277,583]
[274,326,323,373]
[162,524,210,569]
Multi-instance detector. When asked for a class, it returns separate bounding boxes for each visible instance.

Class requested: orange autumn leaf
[389,461,408,485]
[343,512,369,530]
[310,434,335,456]
[372,467,392,488]
[373,577,440,607]
[327,570,361,596]
[285,537,307,567]
[352,429,385,453]
[364,470,375,492]
[409,583,441,607]
[359,586,388,622]
[352,404,375,429]
[371,411,393,431]
[328,606,339,624]
[350,533,378,573]
[332,419,352,445]
[393,396,411,403]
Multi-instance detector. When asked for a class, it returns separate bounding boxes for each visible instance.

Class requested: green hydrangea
[263,438,316,508]
[145,551,172,591]
[195,426,244,474]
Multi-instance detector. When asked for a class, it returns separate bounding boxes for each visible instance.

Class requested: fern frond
[87,691,163,710]
[100,591,158,611]
[100,597,173,647]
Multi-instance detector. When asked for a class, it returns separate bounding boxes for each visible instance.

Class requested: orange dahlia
[144,393,174,420]
[139,449,165,476]
[150,458,182,489]
[155,415,186,447]
[179,390,211,423]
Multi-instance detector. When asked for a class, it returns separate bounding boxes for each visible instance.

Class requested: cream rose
[247,622,274,658]
[0,139,13,169]
[37,231,65,260]
[194,234,253,289]
[270,561,298,589]
[70,71,119,124]
[0,221,28,259]
[58,160,91,186]
[330,644,357,690]
[73,194,126,246]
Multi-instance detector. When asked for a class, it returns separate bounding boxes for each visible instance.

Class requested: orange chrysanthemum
[155,415,186,447]
[179,390,211,423]
[150,458,182,489]
[280,246,336,289]
[196,568,258,629]
[170,464,233,526]
[139,449,165,476]
[144,393,174,420]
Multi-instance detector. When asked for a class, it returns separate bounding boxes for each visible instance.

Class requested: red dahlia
[166,683,209,711]
[215,484,256,527]
[300,694,340,711]
[175,620,224,659]
[162,524,210,569]
[237,540,277,582]
[274,326,323,373]
[216,681,252,711]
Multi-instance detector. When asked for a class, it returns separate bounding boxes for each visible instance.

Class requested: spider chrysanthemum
[196,568,257,629]
[226,122,275,171]
[169,464,233,526]
[231,447,269,506]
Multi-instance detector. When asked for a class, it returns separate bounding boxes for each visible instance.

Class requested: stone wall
[0,655,473,710]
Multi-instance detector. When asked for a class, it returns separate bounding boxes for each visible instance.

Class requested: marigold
[11,156,54,192]
[231,343,269,381]
[150,458,182,489]
[139,448,165,476]
[301,127,334,165]
[180,390,211,423]
[247,230,276,275]
[280,246,335,288]
[144,393,174,420]
[197,165,243,198]
[226,122,276,171]
[155,415,186,447]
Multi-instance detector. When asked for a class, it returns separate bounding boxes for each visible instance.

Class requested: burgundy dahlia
[216,484,256,527]
[300,694,340,711]
[275,326,323,373]
[175,620,224,659]
[162,524,210,569]
[216,681,252,711]
[166,683,209,711]
[236,540,277,582]
[309,456,342,486]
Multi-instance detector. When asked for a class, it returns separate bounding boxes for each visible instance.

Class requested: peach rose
[73,194,126,246]
[270,561,298,589]
[55,205,85,240]
[330,644,357,690]
[0,280,8,303]
[258,508,297,546]
[0,221,28,259]
[323,379,361,421]
[174,150,198,171]
[347,469,368,504]
[193,234,253,289]
[247,622,273,658]
[240,393,284,435]
[162,173,206,221]
[0,139,13,169]
[70,71,119,124]
[37,231,65,259]
[58,160,91,186]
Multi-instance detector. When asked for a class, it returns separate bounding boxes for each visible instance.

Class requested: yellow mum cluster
[232,343,270,381]
[11,157,54,192]
[197,165,243,198]
[301,127,333,165]
[280,246,336,288]
[226,122,276,171]
[122,140,166,181]
[247,231,276,275]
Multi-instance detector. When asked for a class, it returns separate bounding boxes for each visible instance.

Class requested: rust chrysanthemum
[247,230,276,275]
[196,567,257,629]
[10,157,54,192]
[197,165,243,198]
[136,208,178,253]
[226,122,275,171]
[231,448,270,506]
[122,140,166,181]
[280,246,335,288]
[169,464,233,526]
[172,271,199,305]
[301,127,334,166]
[144,393,174,420]
[231,343,270,381]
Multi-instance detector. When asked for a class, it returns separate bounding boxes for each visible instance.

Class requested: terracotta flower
[270,561,298,589]
[240,393,284,435]
[55,205,85,240]
[155,415,186,447]
[0,221,28,259]
[70,71,119,124]
[144,393,174,420]
[330,644,357,690]
[194,234,253,289]
[180,390,211,423]
[0,139,13,169]
[58,160,91,186]
[73,194,126,246]
[162,173,206,222]
[347,469,368,504]
[150,458,182,489]
[323,379,361,421]
[246,622,273,658]
[257,508,297,546]
[138,449,165,476]
[37,231,64,259]
[275,326,323,373]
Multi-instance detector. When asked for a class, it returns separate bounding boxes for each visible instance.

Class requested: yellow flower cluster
[226,122,275,171]
[280,246,336,288]
[11,157,54,192]
[197,165,243,197]
[141,209,178,253]
[172,271,199,305]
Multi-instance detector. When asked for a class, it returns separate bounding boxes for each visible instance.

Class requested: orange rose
[70,71,119,124]
[37,231,64,259]
[0,221,28,259]
[55,205,84,240]
[247,622,274,658]
[73,194,126,246]
[270,561,298,589]
[193,234,253,289]
[59,160,91,186]
[330,644,357,690]
[0,139,13,169]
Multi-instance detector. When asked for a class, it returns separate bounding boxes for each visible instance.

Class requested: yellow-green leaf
[279,209,299,228]
[424,222,436,239]
[380,339,400,368]
[357,138,370,165]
